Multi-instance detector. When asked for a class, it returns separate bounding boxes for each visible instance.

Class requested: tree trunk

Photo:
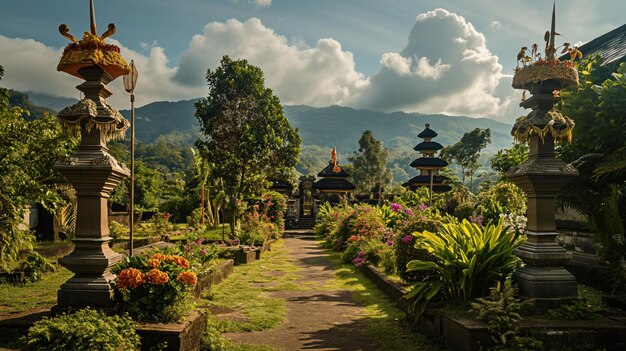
[200,183,205,225]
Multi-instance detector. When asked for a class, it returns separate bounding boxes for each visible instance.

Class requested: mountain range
[22,92,515,181]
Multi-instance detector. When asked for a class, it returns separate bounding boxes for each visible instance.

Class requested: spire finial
[549,1,556,59]
[90,0,97,35]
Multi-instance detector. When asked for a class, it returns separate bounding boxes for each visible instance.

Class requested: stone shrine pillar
[53,1,132,310]
[54,66,130,310]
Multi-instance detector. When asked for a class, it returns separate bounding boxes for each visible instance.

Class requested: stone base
[55,274,117,311]
[234,248,256,265]
[136,309,207,351]
[514,265,577,312]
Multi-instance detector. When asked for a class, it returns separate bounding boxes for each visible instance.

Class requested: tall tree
[441,128,491,192]
[490,143,529,178]
[348,130,392,198]
[195,56,301,236]
[0,68,77,268]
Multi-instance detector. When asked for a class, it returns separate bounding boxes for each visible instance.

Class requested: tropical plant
[470,279,540,350]
[23,308,140,351]
[441,128,491,191]
[112,253,198,322]
[406,219,523,317]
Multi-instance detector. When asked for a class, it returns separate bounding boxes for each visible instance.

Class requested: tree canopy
[195,56,301,235]
[441,128,491,191]
[348,130,392,195]
[0,68,77,268]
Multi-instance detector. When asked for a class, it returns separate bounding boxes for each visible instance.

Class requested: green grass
[322,247,442,351]
[201,241,305,333]
[0,268,73,313]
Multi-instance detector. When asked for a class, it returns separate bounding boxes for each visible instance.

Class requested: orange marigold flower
[116,268,144,289]
[145,268,169,285]
[152,253,166,261]
[164,255,190,268]
[147,258,161,268]
[176,270,198,286]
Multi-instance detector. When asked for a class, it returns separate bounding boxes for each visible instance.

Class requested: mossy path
[204,237,440,350]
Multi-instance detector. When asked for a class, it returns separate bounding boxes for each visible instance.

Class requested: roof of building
[410,157,448,168]
[402,175,450,187]
[562,24,626,67]
[317,162,351,178]
[313,177,356,191]
[414,141,443,152]
[417,123,438,139]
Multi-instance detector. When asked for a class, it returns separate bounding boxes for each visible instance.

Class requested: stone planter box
[360,263,626,351]
[193,259,234,298]
[136,309,207,351]
[234,248,256,265]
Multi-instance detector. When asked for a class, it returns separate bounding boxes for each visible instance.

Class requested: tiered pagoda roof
[313,147,355,192]
[403,123,451,193]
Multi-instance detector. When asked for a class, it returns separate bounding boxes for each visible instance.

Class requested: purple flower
[386,240,394,246]
[404,208,414,217]
[352,256,366,267]
[197,238,205,245]
[200,249,208,255]
[418,203,428,211]
[390,203,402,213]
[402,234,414,245]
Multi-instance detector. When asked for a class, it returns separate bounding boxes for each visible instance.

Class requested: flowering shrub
[475,181,526,225]
[261,191,287,237]
[239,206,275,246]
[112,253,197,322]
[179,233,220,272]
[389,202,444,282]
[314,201,353,249]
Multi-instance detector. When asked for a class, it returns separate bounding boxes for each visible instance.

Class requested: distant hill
[25,92,77,112]
[25,93,515,181]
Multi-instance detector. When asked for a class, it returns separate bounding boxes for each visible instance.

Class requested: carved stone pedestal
[53,66,129,311]
[508,81,579,311]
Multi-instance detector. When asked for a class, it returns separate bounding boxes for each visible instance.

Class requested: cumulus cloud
[174,18,366,106]
[0,11,520,120]
[349,8,516,119]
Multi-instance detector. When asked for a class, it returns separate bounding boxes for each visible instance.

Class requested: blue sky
[1,0,624,121]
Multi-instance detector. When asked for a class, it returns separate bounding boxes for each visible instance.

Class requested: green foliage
[21,251,55,283]
[239,207,274,246]
[470,280,536,349]
[406,219,522,318]
[557,56,626,220]
[348,130,393,194]
[0,81,76,269]
[588,184,626,292]
[22,308,140,351]
[491,143,529,178]
[109,221,128,241]
[441,128,491,190]
[454,202,476,221]
[545,299,603,320]
[195,56,301,236]
[388,202,443,282]
[475,181,527,225]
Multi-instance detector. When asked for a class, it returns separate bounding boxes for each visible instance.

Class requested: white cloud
[173,18,366,106]
[253,0,272,8]
[0,11,521,121]
[348,8,516,120]
[488,20,502,30]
